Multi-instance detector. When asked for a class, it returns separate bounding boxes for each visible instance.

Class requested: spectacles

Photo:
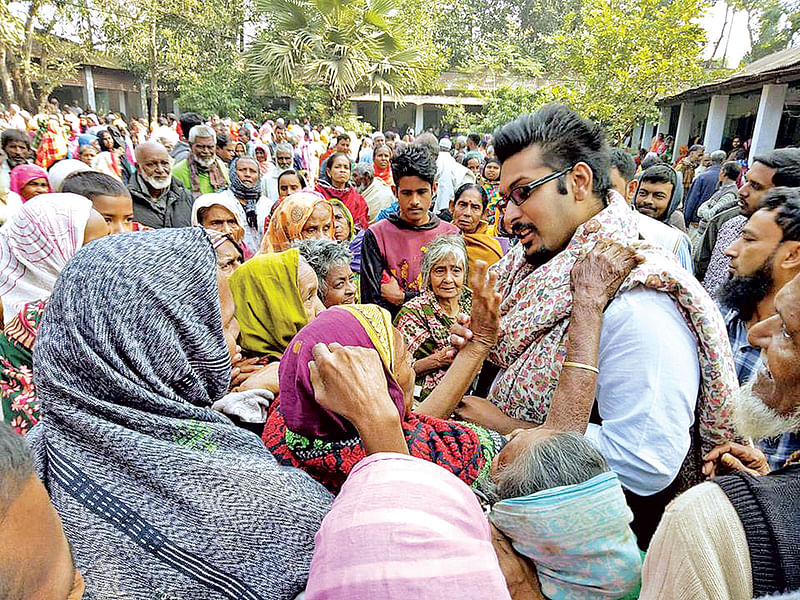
[505,166,574,207]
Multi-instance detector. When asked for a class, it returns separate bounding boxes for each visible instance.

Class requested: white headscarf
[0,193,92,324]
[190,192,247,231]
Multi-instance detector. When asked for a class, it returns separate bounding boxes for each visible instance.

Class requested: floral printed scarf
[488,192,738,484]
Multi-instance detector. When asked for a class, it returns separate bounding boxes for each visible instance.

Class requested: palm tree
[247,0,425,116]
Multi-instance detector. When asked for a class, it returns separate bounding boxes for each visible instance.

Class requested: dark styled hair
[753,148,800,188]
[277,169,308,189]
[761,187,800,241]
[61,170,129,200]
[216,131,230,149]
[1,129,29,151]
[326,152,351,174]
[609,148,636,182]
[179,112,204,141]
[492,104,611,200]
[0,422,35,520]
[640,164,676,190]
[454,182,489,209]
[721,161,742,181]
[336,134,350,145]
[392,144,436,187]
[467,133,481,146]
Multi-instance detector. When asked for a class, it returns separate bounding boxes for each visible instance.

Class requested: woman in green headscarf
[228,248,325,392]
[329,198,355,243]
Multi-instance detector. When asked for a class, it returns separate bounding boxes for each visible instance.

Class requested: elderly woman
[191,192,251,257]
[206,229,243,278]
[394,235,472,401]
[329,198,354,243]
[0,194,110,434]
[26,228,332,598]
[295,239,357,307]
[9,164,50,202]
[261,190,334,253]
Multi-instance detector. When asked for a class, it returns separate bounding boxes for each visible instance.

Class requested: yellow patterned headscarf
[260,190,334,253]
[335,304,395,373]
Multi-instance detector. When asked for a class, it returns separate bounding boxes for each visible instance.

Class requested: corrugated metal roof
[658,45,800,104]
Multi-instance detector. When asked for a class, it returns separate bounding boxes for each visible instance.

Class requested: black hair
[753,148,800,188]
[336,134,350,145]
[761,187,800,241]
[216,131,230,148]
[609,148,636,182]
[179,112,204,140]
[61,171,129,201]
[721,161,742,181]
[277,169,308,189]
[0,422,35,520]
[326,152,351,173]
[640,164,676,190]
[492,104,611,201]
[467,133,481,146]
[689,144,704,153]
[454,182,489,210]
[391,144,436,187]
[97,129,116,152]
[1,129,29,150]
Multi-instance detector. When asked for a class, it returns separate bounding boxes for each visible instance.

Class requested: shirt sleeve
[584,288,700,496]
[676,235,694,275]
[639,482,752,600]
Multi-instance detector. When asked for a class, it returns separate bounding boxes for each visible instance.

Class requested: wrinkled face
[490,428,556,481]
[217,270,240,361]
[322,263,357,307]
[20,177,49,201]
[374,147,391,170]
[301,203,333,240]
[138,145,172,182]
[332,204,351,241]
[92,194,134,234]
[278,174,302,199]
[451,188,485,234]
[466,157,481,176]
[396,175,433,227]
[202,205,241,240]
[4,140,29,166]
[429,254,464,300]
[328,155,351,188]
[215,239,242,278]
[83,208,111,245]
[747,274,800,418]
[297,258,325,321]
[276,149,293,170]
[217,140,236,163]
[235,158,259,187]
[484,161,500,182]
[156,137,175,155]
[725,209,782,279]
[499,144,585,267]
[635,180,673,221]
[738,161,776,217]
[0,476,85,600]
[191,136,215,165]
[79,146,97,166]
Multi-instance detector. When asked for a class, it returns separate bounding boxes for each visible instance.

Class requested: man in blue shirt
[684,149,726,226]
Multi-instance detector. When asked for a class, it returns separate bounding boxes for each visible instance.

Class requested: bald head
[135,141,169,164]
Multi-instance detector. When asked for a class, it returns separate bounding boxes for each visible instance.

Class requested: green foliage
[553,0,712,143]
[247,0,430,112]
[176,60,262,118]
[732,0,800,63]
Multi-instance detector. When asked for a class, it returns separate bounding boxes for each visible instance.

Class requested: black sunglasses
[505,166,574,207]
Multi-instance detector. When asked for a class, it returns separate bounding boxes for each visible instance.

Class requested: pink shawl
[9,164,50,196]
[489,193,738,477]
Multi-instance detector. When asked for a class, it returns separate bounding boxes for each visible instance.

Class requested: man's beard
[732,374,800,440]
[718,254,774,320]
[511,221,558,268]
[194,154,214,169]
[6,156,27,168]
[141,172,172,191]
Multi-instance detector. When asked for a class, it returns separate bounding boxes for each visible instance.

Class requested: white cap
[439,138,452,150]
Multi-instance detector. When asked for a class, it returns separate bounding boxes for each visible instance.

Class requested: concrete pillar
[630,124,642,151]
[83,66,96,112]
[118,90,126,116]
[674,101,694,151]
[749,84,788,164]
[703,94,729,152]
[641,122,654,151]
[656,106,671,136]
[414,104,424,135]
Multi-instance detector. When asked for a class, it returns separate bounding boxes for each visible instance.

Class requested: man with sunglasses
[454,104,736,550]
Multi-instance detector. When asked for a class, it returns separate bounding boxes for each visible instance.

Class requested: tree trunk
[20,0,40,107]
[706,3,729,66]
[379,87,384,132]
[149,18,159,124]
[0,47,15,106]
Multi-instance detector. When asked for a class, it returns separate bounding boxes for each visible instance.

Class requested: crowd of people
[1,98,800,600]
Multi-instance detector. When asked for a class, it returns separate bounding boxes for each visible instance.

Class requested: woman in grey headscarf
[26,227,332,599]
